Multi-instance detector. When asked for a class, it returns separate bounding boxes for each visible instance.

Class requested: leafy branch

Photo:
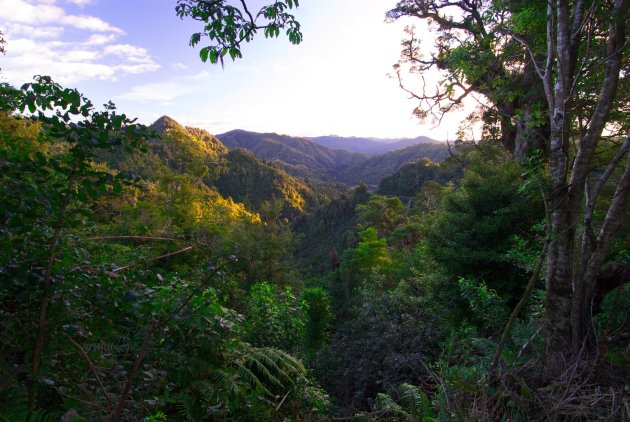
[176,0,302,66]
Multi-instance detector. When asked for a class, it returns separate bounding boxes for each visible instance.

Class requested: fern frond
[375,392,407,418]
[264,348,306,375]
[225,372,244,397]
[399,383,426,416]
[208,369,229,385]
[177,392,199,422]
[245,355,284,389]
[83,341,121,354]
[191,380,216,401]
[235,363,267,393]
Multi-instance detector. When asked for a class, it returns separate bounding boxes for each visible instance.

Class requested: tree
[535,0,629,377]
[388,0,551,158]
[423,153,544,303]
[0,76,149,412]
[390,0,630,378]
[176,0,302,66]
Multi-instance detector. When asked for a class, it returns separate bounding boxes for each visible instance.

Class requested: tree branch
[110,245,194,274]
[68,337,113,407]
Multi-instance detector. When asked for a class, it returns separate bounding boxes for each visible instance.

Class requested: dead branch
[68,337,112,407]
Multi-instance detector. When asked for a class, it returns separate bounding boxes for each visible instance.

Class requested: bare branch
[68,337,113,407]
[110,245,194,274]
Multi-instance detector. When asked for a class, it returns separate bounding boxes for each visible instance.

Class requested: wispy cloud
[116,70,218,105]
[171,62,190,71]
[5,23,64,38]
[116,81,194,105]
[0,0,159,85]
[65,0,96,7]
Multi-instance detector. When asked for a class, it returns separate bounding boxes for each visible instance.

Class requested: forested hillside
[1,0,629,421]
[338,142,451,186]
[216,129,366,181]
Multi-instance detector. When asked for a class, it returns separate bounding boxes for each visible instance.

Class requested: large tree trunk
[542,0,629,379]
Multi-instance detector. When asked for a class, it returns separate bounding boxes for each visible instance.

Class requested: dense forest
[1,0,629,421]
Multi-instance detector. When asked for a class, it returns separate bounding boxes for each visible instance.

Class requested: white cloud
[5,23,64,38]
[65,0,96,6]
[0,0,159,85]
[104,44,153,64]
[2,36,160,84]
[0,0,123,33]
[192,70,211,80]
[85,33,119,45]
[60,14,122,33]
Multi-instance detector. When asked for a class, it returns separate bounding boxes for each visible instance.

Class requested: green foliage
[374,383,435,421]
[301,287,332,357]
[176,0,302,66]
[318,276,447,411]
[216,148,318,216]
[0,76,150,413]
[245,283,306,354]
[422,154,544,303]
[356,195,407,238]
[294,184,370,275]
[378,157,452,197]
[339,227,393,292]
[458,277,508,333]
[0,78,327,421]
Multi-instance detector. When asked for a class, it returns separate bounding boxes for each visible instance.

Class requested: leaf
[190,32,201,46]
[200,47,209,62]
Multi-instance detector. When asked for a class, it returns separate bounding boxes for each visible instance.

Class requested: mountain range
[216,129,449,187]
[308,135,439,156]
[99,116,451,218]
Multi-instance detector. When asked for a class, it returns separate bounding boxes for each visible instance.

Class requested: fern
[177,392,199,422]
[375,384,436,421]
[399,383,433,419]
[191,380,216,401]
[245,355,284,389]
[176,344,310,420]
[375,392,407,418]
[83,341,121,354]
[235,362,271,395]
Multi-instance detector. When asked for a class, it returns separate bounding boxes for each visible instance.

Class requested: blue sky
[0,0,473,139]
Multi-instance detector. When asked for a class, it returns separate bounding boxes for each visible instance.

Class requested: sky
[0,0,473,139]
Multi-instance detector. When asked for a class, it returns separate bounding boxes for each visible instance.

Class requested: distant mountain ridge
[308,135,439,156]
[338,142,451,186]
[217,129,449,187]
[216,129,366,180]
